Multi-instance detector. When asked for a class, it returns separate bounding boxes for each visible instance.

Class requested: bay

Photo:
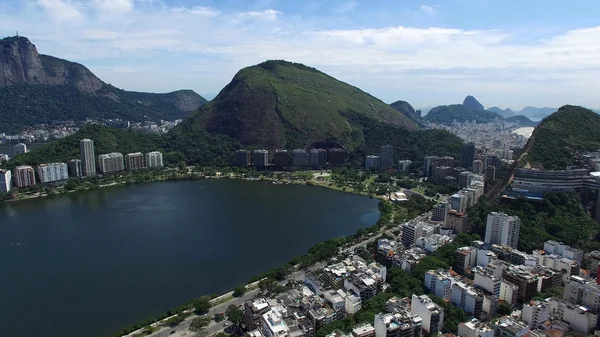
[0,179,380,337]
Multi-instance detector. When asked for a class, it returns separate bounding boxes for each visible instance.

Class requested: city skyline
[0,0,599,109]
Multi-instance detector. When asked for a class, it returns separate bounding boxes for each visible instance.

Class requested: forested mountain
[522,105,600,169]
[178,60,418,151]
[425,103,502,124]
[0,36,206,133]
[390,100,421,123]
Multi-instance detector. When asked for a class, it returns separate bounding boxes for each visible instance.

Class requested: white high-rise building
[98,153,124,174]
[80,139,96,177]
[145,151,164,168]
[37,163,69,184]
[13,143,28,155]
[484,212,521,249]
[13,165,36,188]
[410,294,444,334]
[0,169,11,193]
[424,269,454,300]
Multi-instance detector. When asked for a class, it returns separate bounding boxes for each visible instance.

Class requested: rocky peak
[0,35,103,93]
[463,95,484,111]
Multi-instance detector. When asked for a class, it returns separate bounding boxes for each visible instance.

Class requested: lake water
[0,179,380,337]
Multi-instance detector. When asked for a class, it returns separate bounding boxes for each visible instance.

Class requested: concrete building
[543,240,583,263]
[424,269,454,300]
[423,156,439,177]
[125,152,144,170]
[522,300,550,329]
[457,318,494,337]
[548,298,598,333]
[484,166,495,182]
[450,193,469,213]
[454,246,478,276]
[373,311,420,337]
[13,143,28,155]
[491,316,534,337]
[533,251,580,278]
[0,169,12,193]
[379,145,394,170]
[37,163,68,184]
[98,153,124,174]
[512,168,591,194]
[327,148,347,166]
[500,149,514,160]
[68,159,82,178]
[352,324,375,337]
[431,203,449,223]
[145,151,163,168]
[13,165,36,188]
[445,211,470,233]
[563,275,600,313]
[235,150,251,166]
[366,156,380,170]
[431,166,453,184]
[460,142,475,169]
[401,221,436,247]
[397,160,412,172]
[310,149,327,167]
[260,305,289,337]
[459,171,473,188]
[253,150,269,167]
[472,159,484,174]
[485,212,520,249]
[451,282,484,319]
[0,153,8,163]
[502,265,539,302]
[273,150,290,166]
[245,298,271,331]
[345,294,362,315]
[292,149,309,166]
[410,294,443,335]
[80,138,96,177]
[416,234,452,253]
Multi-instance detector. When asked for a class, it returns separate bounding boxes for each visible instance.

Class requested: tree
[497,302,512,316]
[258,278,277,296]
[190,317,211,332]
[226,304,244,328]
[232,285,246,297]
[178,161,188,172]
[191,296,211,315]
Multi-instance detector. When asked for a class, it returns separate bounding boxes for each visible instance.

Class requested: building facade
[145,151,164,168]
[410,294,443,335]
[310,149,327,167]
[253,150,269,167]
[68,159,82,178]
[379,145,394,170]
[80,139,96,177]
[13,143,28,155]
[485,212,520,249]
[13,165,36,188]
[235,150,251,166]
[0,169,12,193]
[125,152,145,170]
[98,153,125,174]
[37,163,69,184]
[292,149,308,166]
[366,156,380,170]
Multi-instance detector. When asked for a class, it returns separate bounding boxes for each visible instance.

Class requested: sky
[1,0,600,110]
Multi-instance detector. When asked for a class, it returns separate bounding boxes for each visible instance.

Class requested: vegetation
[469,192,600,252]
[182,60,417,151]
[524,105,600,169]
[425,104,502,124]
[189,317,211,332]
[232,285,246,297]
[389,100,421,123]
[225,304,244,328]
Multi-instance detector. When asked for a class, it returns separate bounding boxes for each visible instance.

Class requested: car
[170,331,176,335]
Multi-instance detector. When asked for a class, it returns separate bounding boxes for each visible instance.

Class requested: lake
[0,179,380,337]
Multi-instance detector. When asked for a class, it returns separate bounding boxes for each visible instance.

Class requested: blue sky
[1,0,600,109]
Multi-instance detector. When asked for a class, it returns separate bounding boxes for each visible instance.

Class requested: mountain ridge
[0,36,207,133]
[180,60,418,151]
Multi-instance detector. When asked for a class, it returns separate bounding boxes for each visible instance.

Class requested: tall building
[80,139,96,177]
[0,169,11,193]
[98,153,125,174]
[397,160,412,172]
[485,166,496,182]
[327,148,347,166]
[145,151,164,168]
[234,150,251,166]
[563,275,600,313]
[450,193,469,213]
[451,282,484,318]
[472,159,484,174]
[445,211,471,233]
[37,163,69,184]
[424,269,454,300]
[411,294,444,335]
[13,143,28,155]
[431,203,449,223]
[379,145,394,170]
[272,150,290,166]
[309,148,327,167]
[125,152,145,170]
[253,149,269,167]
[454,246,478,276]
[68,159,82,178]
[366,156,380,170]
[423,156,439,177]
[13,165,36,188]
[292,149,308,166]
[460,142,475,169]
[485,212,521,249]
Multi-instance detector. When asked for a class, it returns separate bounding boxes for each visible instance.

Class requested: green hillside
[425,104,502,124]
[187,60,417,150]
[523,105,600,169]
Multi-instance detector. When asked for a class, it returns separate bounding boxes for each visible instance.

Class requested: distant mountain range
[0,36,207,133]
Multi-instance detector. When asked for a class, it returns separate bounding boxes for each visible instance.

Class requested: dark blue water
[0,179,379,337]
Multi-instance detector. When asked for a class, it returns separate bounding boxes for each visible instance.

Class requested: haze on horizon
[1,0,599,110]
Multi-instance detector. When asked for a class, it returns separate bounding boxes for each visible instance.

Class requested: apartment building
[145,151,164,168]
[454,246,478,276]
[292,149,309,166]
[245,298,271,331]
[235,150,251,166]
[563,275,600,313]
[253,150,269,167]
[13,165,36,188]
[485,212,520,249]
[68,159,82,178]
[0,169,12,193]
[125,152,144,170]
[424,269,454,301]
[80,138,96,177]
[98,153,124,174]
[37,163,68,184]
[410,294,443,335]
[451,282,484,319]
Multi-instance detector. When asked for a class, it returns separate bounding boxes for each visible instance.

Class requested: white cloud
[4,2,600,108]
[420,5,433,13]
[94,0,134,13]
